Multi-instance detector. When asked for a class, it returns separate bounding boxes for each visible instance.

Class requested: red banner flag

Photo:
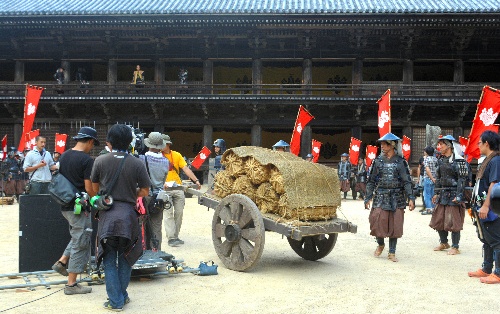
[377,89,391,138]
[1,135,6,161]
[26,129,40,150]
[366,145,378,168]
[18,85,44,152]
[349,137,362,165]
[465,86,500,162]
[459,136,468,157]
[191,146,211,169]
[402,136,411,161]
[55,133,68,154]
[290,105,314,156]
[311,139,322,163]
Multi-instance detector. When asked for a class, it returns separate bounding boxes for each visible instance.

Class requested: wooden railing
[0,81,492,98]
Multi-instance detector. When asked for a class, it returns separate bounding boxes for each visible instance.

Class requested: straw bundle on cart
[216,146,340,221]
[233,175,257,202]
[213,170,234,198]
[0,196,15,205]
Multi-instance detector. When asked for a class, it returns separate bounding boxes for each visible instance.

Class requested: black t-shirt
[91,152,151,205]
[59,149,94,192]
[479,155,500,195]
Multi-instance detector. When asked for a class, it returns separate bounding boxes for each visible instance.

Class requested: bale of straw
[221,151,246,177]
[0,196,15,205]
[213,170,234,198]
[245,156,271,185]
[269,166,285,194]
[233,175,257,202]
[255,182,279,214]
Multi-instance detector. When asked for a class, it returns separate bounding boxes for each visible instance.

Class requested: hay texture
[233,175,257,202]
[0,197,15,205]
[215,146,340,221]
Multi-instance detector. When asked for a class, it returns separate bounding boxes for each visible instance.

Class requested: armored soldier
[355,156,367,200]
[364,133,415,262]
[430,135,469,255]
[337,153,351,200]
[2,149,25,201]
[213,139,226,171]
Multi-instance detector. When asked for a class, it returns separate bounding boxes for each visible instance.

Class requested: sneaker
[103,301,123,312]
[107,297,130,304]
[168,239,181,247]
[175,238,185,245]
[52,261,68,276]
[64,283,92,295]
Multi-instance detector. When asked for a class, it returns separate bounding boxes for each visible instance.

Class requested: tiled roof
[0,0,499,16]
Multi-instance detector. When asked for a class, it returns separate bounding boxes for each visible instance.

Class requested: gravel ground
[0,192,498,314]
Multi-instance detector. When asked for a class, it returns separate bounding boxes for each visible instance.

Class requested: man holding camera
[139,132,170,250]
[91,124,151,311]
[23,136,57,194]
[51,126,99,295]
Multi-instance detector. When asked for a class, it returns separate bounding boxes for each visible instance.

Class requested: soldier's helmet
[272,140,290,152]
[213,139,226,153]
[377,132,401,142]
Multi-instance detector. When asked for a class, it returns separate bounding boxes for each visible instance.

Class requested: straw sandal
[479,273,500,284]
[447,247,460,255]
[468,269,490,278]
[387,253,398,262]
[374,245,385,257]
[433,243,450,251]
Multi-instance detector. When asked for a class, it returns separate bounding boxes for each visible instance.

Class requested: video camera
[129,126,146,155]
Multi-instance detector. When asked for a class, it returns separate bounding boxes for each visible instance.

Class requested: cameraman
[91,124,151,311]
[51,126,99,295]
[138,132,170,250]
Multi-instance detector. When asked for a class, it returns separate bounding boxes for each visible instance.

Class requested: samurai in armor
[355,156,368,200]
[468,130,500,283]
[2,149,25,200]
[364,133,415,262]
[213,139,226,172]
[429,135,469,255]
[337,153,351,200]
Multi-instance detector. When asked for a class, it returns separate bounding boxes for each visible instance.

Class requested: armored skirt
[369,207,405,238]
[340,180,350,192]
[429,204,465,233]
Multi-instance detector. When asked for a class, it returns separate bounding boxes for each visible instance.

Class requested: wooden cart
[186,188,357,271]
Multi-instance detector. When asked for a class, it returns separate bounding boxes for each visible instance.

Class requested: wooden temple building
[0,0,499,164]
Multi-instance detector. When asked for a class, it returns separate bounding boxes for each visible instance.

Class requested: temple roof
[0,0,499,16]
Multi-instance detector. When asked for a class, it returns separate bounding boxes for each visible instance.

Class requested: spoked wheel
[212,194,265,271]
[287,233,338,261]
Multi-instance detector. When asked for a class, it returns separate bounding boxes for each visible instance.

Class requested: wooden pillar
[352,126,362,141]
[14,61,24,83]
[61,61,70,84]
[203,60,213,94]
[300,125,312,157]
[403,59,413,84]
[302,59,312,95]
[14,123,23,150]
[203,125,213,149]
[252,59,262,94]
[108,60,117,84]
[454,60,464,85]
[251,125,262,147]
[352,59,362,95]
[453,127,463,140]
[154,60,164,84]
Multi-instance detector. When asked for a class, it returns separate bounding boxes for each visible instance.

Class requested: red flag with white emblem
[402,136,411,161]
[377,89,391,138]
[290,105,314,156]
[465,86,500,162]
[365,145,378,168]
[55,133,68,154]
[26,129,40,150]
[191,146,211,169]
[349,137,362,165]
[1,135,6,161]
[18,85,44,152]
[311,139,322,163]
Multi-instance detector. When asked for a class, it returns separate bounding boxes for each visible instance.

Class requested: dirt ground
[0,192,498,314]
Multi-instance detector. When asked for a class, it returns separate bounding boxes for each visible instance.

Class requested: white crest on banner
[368,152,376,160]
[27,103,36,115]
[57,140,66,147]
[313,146,320,153]
[403,143,411,151]
[351,144,359,152]
[378,110,389,128]
[296,123,303,134]
[200,153,207,160]
[479,108,498,126]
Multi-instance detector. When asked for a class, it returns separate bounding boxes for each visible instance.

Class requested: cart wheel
[212,194,265,271]
[287,233,338,261]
